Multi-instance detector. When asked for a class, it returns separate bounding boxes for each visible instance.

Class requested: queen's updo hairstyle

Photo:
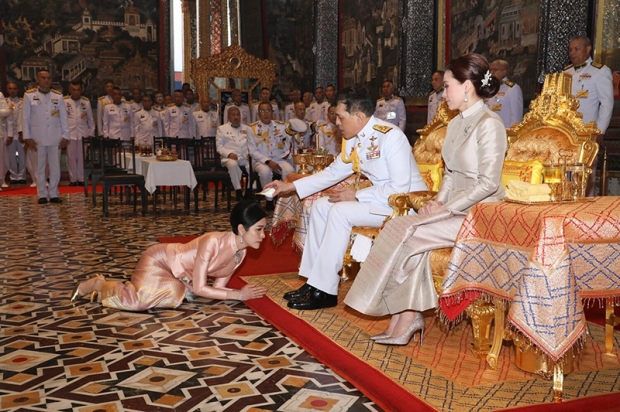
[446,53,500,99]
[230,200,266,234]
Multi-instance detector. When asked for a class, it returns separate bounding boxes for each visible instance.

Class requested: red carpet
[160,234,620,412]
[0,185,100,196]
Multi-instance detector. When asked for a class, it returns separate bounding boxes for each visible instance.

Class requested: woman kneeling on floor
[71,200,268,310]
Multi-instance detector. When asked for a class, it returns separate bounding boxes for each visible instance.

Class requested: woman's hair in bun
[446,53,500,99]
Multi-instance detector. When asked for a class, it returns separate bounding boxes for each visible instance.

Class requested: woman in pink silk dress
[71,201,268,310]
[344,54,507,346]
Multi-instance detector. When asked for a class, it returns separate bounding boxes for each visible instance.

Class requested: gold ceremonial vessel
[156,154,178,161]
[292,153,311,174]
[292,152,335,174]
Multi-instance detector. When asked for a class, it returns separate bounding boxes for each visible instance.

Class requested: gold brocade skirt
[101,244,187,311]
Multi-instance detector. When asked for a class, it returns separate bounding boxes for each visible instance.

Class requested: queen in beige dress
[344,54,508,345]
[71,201,268,310]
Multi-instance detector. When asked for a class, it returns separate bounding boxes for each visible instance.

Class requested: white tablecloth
[126,155,197,194]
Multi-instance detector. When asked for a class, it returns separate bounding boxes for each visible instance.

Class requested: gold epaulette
[373,124,393,134]
[564,64,574,70]
[98,95,107,100]
[64,95,70,99]
[393,96,401,100]
[124,99,133,103]
[51,89,62,95]
[153,107,163,112]
[505,80,515,87]
[376,97,385,102]
[166,103,175,107]
[249,121,259,127]
[592,61,603,69]
[26,87,37,93]
[183,103,190,107]
[81,96,90,101]
[274,119,284,124]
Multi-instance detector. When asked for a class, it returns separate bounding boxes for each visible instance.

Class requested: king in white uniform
[65,81,95,185]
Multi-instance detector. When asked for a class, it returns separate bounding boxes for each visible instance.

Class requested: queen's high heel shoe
[369,333,391,341]
[374,314,425,346]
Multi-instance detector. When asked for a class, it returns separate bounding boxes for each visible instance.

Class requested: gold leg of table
[466,299,495,358]
[605,297,616,354]
[553,363,563,403]
[486,299,505,369]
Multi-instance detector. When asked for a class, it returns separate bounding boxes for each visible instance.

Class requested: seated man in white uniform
[374,80,406,131]
[248,102,294,210]
[216,106,251,201]
[194,95,220,138]
[266,87,427,310]
[102,87,134,141]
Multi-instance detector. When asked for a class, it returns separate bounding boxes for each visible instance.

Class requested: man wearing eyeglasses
[248,102,294,210]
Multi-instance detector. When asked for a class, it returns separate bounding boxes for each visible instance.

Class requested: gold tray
[156,154,178,161]
[502,197,596,205]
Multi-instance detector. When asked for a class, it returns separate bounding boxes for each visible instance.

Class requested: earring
[463,92,468,103]
[240,235,244,244]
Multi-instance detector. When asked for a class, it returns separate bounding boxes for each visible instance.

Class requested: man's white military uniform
[248,119,295,187]
[194,108,220,137]
[216,122,251,191]
[374,95,406,131]
[251,101,281,122]
[304,104,318,123]
[564,57,614,134]
[427,89,444,124]
[485,78,523,128]
[0,95,12,188]
[134,107,163,145]
[103,102,134,141]
[294,116,427,295]
[223,103,251,126]
[164,103,195,138]
[22,88,69,199]
[5,96,28,183]
[97,95,112,136]
[287,118,313,151]
[312,120,340,156]
[128,100,143,113]
[65,95,95,183]
[307,100,329,122]
[284,102,297,121]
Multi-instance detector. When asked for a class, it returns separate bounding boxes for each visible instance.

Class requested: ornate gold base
[297,164,311,175]
[466,299,496,359]
[514,344,573,402]
[341,260,360,282]
[605,297,618,354]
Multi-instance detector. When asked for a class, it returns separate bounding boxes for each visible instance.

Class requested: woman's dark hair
[335,87,375,117]
[230,200,266,234]
[446,53,500,99]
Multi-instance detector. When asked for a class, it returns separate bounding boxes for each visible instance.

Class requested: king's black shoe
[287,286,337,310]
[283,283,313,301]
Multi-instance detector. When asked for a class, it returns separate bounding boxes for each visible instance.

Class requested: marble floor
[0,190,379,411]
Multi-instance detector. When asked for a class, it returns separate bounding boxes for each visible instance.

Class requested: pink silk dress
[101,232,246,311]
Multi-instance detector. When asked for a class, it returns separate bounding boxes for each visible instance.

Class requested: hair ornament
[481,70,492,87]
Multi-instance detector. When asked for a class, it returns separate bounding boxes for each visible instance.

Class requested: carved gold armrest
[408,190,437,212]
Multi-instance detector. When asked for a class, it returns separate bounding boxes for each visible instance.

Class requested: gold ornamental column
[182,0,195,83]
[198,0,211,57]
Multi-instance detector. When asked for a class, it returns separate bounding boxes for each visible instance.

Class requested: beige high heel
[70,274,104,302]
[369,333,391,341]
[374,313,425,346]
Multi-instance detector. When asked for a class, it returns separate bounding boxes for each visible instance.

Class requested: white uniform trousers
[221,157,250,190]
[36,145,60,198]
[0,138,5,184]
[299,197,386,295]
[26,146,38,184]
[5,139,26,181]
[253,160,294,188]
[67,139,84,183]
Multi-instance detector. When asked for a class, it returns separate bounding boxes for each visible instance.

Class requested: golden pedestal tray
[292,153,311,175]
[308,154,334,173]
[156,154,178,161]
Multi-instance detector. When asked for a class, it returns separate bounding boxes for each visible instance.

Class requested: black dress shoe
[50,197,62,204]
[77,181,84,186]
[283,283,313,301]
[38,198,48,204]
[287,287,337,310]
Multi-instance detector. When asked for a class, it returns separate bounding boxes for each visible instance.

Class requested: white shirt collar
[461,99,485,119]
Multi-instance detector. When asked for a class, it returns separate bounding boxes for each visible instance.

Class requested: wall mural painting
[1,0,160,100]
[450,0,540,102]
[340,0,400,100]
[265,0,315,104]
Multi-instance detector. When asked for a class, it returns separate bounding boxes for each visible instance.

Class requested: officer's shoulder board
[393,96,402,100]
[563,63,574,71]
[64,95,70,99]
[505,80,515,87]
[373,124,393,134]
[249,120,259,127]
[166,103,175,107]
[26,87,37,94]
[376,97,385,102]
[80,96,90,102]
[51,89,61,95]
[182,103,190,107]
[274,119,284,125]
[124,98,133,103]
[591,61,603,69]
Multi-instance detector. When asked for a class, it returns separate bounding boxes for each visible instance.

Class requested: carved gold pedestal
[307,154,334,174]
[466,298,496,359]
[605,297,618,354]
[292,154,311,175]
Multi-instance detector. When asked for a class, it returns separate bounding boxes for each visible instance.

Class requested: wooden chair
[97,138,148,217]
[189,136,233,212]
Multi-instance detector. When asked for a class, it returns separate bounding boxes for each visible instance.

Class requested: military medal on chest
[366,136,380,160]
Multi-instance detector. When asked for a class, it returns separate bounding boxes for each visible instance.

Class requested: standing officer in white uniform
[194,95,220,137]
[134,94,163,146]
[223,89,251,126]
[216,106,251,201]
[284,89,301,121]
[164,90,195,138]
[103,87,134,141]
[22,69,69,204]
[427,71,444,123]
[251,88,280,122]
[5,82,28,185]
[564,35,614,195]
[312,104,341,156]
[374,80,406,131]
[0,93,11,190]
[485,60,523,128]
[128,88,143,113]
[97,80,114,136]
[65,80,95,186]
[266,87,427,310]
[248,102,295,210]
[308,87,329,122]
